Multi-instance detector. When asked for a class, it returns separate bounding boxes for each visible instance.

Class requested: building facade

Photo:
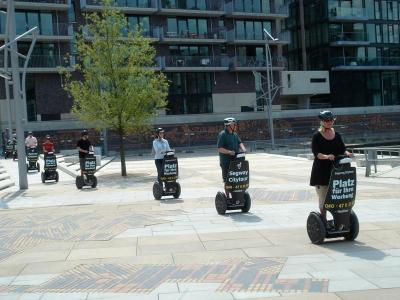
[286,0,400,108]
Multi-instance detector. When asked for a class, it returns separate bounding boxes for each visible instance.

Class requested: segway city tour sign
[225,159,249,192]
[161,156,178,182]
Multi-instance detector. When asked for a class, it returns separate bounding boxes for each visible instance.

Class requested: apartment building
[286,0,400,107]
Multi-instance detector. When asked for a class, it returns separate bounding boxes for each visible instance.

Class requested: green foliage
[61,0,168,134]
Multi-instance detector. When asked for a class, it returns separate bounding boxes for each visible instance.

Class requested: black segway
[26,147,40,172]
[4,141,13,159]
[41,152,59,183]
[307,155,359,244]
[153,151,181,200]
[76,151,97,189]
[215,153,251,215]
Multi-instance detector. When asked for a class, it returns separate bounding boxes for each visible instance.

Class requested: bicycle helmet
[155,127,164,134]
[224,117,237,126]
[318,110,336,121]
[45,134,51,139]
[81,130,89,136]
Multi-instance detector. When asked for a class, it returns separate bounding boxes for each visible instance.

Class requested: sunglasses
[323,119,334,122]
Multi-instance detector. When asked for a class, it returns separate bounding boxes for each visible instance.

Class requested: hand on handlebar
[327,154,335,161]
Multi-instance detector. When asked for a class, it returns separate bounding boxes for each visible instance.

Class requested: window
[128,16,150,36]
[235,20,272,40]
[15,11,55,35]
[167,18,208,38]
[367,23,376,42]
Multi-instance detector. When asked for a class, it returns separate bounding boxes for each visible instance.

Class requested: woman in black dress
[310,111,353,222]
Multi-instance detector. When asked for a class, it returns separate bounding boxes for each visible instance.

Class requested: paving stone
[337,287,400,300]
[40,293,88,300]
[173,249,247,264]
[67,246,137,260]
[328,278,378,292]
[159,291,234,300]
[203,238,272,251]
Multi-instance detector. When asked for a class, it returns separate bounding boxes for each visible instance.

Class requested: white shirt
[152,138,171,159]
[25,136,37,148]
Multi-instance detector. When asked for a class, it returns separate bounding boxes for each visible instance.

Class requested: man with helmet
[310,111,353,223]
[25,131,38,150]
[42,135,55,156]
[77,130,93,176]
[152,127,171,183]
[217,117,246,196]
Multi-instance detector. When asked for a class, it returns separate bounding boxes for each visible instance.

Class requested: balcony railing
[15,0,68,3]
[226,1,288,15]
[329,6,368,18]
[15,23,72,36]
[229,30,289,42]
[331,56,400,67]
[329,31,369,42]
[161,0,224,11]
[85,0,156,8]
[164,55,229,68]
[23,55,73,68]
[162,28,227,40]
[232,56,287,68]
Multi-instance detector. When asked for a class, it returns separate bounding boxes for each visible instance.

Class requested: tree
[61,0,168,176]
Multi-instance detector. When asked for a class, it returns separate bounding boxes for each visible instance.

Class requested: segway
[153,151,181,200]
[26,147,40,172]
[4,141,13,159]
[215,153,251,215]
[75,151,97,189]
[41,152,59,183]
[307,155,359,244]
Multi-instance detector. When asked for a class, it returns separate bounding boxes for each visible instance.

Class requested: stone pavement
[0,152,399,300]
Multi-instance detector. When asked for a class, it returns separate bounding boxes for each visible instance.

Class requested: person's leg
[316,185,329,221]
[80,158,85,177]
[221,164,229,197]
[155,159,163,183]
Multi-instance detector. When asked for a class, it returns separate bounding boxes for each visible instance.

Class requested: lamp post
[263,28,278,150]
[1,0,38,189]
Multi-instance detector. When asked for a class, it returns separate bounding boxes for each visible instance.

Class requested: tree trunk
[118,128,127,176]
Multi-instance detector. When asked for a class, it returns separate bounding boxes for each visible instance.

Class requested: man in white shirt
[152,128,171,183]
[25,131,38,149]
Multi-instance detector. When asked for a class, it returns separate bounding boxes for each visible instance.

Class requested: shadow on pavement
[228,212,263,223]
[321,240,387,260]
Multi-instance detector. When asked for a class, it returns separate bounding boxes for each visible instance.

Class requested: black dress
[310,131,346,186]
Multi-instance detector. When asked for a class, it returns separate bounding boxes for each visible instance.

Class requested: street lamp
[1,0,38,189]
[263,28,277,150]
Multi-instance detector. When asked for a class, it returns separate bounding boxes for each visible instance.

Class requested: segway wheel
[345,210,359,241]
[55,171,59,183]
[37,162,40,172]
[41,172,45,183]
[91,176,97,188]
[153,182,163,200]
[242,192,251,213]
[306,212,326,244]
[215,192,227,215]
[76,176,84,190]
[173,182,181,199]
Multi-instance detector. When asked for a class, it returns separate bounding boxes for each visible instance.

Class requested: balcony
[0,0,69,10]
[329,31,370,46]
[160,27,227,44]
[231,56,286,71]
[228,30,290,45]
[0,23,73,42]
[331,56,400,70]
[225,1,289,19]
[159,0,224,16]
[163,55,229,71]
[80,0,158,14]
[328,6,368,21]
[0,54,74,72]
[82,26,161,41]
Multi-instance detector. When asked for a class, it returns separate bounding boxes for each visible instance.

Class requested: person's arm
[153,140,163,156]
[237,135,246,152]
[217,132,235,156]
[312,133,334,161]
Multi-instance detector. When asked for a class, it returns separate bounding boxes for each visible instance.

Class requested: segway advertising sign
[161,157,178,181]
[225,160,249,192]
[45,156,57,169]
[325,166,357,210]
[84,157,97,172]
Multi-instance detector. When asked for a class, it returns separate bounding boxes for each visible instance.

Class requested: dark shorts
[220,163,229,183]
[79,157,85,170]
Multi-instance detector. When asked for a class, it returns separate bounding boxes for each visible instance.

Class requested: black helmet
[318,110,336,121]
[81,130,88,136]
[224,117,237,126]
[155,127,164,134]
